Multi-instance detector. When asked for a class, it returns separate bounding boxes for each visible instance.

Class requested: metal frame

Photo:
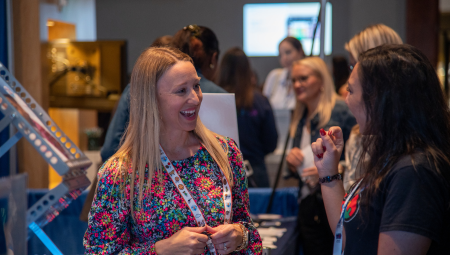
[0,62,92,254]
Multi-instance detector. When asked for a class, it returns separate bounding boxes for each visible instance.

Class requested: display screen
[243,2,332,57]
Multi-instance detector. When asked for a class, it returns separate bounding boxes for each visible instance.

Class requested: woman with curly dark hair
[312,44,450,254]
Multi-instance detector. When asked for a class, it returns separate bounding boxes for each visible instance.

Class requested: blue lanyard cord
[332,179,364,255]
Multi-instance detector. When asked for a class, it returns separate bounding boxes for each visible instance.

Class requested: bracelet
[319,173,343,184]
[234,223,248,251]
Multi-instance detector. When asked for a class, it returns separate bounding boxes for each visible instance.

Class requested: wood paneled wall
[406,0,439,67]
[12,0,49,188]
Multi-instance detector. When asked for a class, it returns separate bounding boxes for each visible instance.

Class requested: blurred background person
[263,37,305,110]
[342,24,403,191]
[172,24,226,93]
[217,47,278,187]
[285,57,356,255]
[332,56,350,97]
[150,35,173,47]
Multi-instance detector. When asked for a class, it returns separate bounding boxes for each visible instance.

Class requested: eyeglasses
[183,24,201,37]
[292,74,314,84]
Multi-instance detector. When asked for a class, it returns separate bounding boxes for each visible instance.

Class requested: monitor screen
[244,2,332,57]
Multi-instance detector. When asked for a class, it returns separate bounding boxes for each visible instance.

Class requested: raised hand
[311,127,345,178]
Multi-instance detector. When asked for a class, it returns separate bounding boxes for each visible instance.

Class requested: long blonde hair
[290,57,337,137]
[105,47,233,215]
[345,24,403,62]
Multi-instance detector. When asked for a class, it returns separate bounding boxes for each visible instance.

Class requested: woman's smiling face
[157,61,202,133]
[292,64,323,104]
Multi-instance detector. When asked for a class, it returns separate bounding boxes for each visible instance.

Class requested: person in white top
[263,37,305,110]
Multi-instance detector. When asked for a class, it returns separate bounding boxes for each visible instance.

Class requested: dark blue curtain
[0,0,10,177]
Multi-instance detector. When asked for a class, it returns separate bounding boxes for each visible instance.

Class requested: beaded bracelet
[319,173,343,184]
[234,223,248,251]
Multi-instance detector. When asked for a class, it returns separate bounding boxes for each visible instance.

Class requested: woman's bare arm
[378,231,431,255]
[312,127,347,246]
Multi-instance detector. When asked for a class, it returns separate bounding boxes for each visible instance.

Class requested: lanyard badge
[159,145,233,255]
[332,179,363,255]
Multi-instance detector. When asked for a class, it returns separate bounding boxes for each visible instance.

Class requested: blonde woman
[285,57,356,255]
[83,47,262,255]
[342,24,403,191]
[340,24,403,97]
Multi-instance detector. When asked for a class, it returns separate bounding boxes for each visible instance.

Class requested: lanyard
[159,144,233,255]
[332,178,364,255]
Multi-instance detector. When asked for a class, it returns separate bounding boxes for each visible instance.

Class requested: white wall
[40,0,96,41]
[441,0,450,12]
[95,0,406,81]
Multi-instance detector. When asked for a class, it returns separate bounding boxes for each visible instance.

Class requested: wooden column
[406,0,439,67]
[12,0,49,188]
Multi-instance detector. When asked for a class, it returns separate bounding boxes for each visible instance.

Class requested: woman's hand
[301,166,319,187]
[154,226,208,255]
[286,147,304,173]
[311,127,345,178]
[207,224,243,254]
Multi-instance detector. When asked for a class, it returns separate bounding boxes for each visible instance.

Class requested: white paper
[198,93,240,147]
[296,146,315,176]
[257,227,287,238]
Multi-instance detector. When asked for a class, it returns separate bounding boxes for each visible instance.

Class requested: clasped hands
[154,224,243,255]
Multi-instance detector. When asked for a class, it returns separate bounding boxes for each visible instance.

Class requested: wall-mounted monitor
[244,2,332,57]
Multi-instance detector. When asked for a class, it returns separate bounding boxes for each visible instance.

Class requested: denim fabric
[100,72,226,162]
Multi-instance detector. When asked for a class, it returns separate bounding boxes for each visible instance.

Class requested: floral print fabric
[83,137,262,254]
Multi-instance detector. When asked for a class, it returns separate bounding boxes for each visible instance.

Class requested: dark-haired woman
[172,25,226,93]
[217,47,278,187]
[263,37,305,110]
[312,44,450,255]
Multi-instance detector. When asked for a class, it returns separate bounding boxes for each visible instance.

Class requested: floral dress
[83,137,263,254]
